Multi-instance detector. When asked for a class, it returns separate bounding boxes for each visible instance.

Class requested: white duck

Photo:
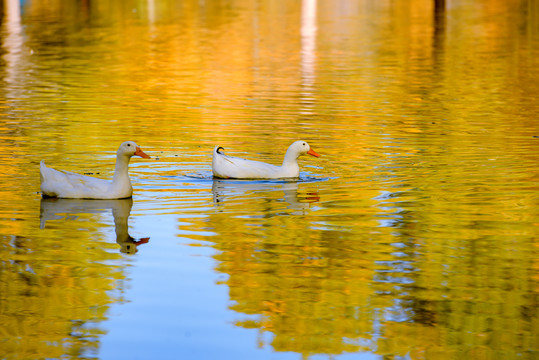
[40,141,150,199]
[212,140,320,179]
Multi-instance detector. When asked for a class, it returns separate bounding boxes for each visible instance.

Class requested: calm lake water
[2,0,539,359]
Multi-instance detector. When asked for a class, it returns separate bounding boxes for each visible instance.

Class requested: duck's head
[118,141,151,158]
[289,140,321,158]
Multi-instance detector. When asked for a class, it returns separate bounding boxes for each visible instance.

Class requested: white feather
[212,140,320,179]
[40,141,150,199]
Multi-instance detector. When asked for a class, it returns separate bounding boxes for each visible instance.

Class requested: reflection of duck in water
[40,197,149,254]
[212,140,320,179]
[212,179,319,214]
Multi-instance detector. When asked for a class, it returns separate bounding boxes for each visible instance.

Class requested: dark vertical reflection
[434,0,445,12]
[432,0,446,70]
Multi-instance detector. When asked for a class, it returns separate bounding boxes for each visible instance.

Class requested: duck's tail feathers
[40,160,46,183]
[215,146,225,155]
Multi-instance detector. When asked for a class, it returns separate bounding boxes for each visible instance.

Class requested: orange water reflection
[1,0,539,359]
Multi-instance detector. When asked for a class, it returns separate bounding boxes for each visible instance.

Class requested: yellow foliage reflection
[207,178,539,358]
[1,0,539,359]
[0,216,125,359]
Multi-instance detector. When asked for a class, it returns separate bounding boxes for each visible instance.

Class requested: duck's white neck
[112,154,132,186]
[281,148,300,175]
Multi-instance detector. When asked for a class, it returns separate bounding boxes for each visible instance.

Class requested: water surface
[1,0,539,359]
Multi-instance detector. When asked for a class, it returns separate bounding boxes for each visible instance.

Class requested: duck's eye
[303,143,306,146]
[127,144,131,147]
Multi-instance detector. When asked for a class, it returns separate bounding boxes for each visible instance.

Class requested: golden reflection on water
[0,204,127,359]
[40,198,149,254]
[1,0,539,359]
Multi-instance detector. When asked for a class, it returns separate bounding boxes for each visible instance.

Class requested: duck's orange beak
[307,148,321,158]
[134,237,150,245]
[135,147,151,159]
